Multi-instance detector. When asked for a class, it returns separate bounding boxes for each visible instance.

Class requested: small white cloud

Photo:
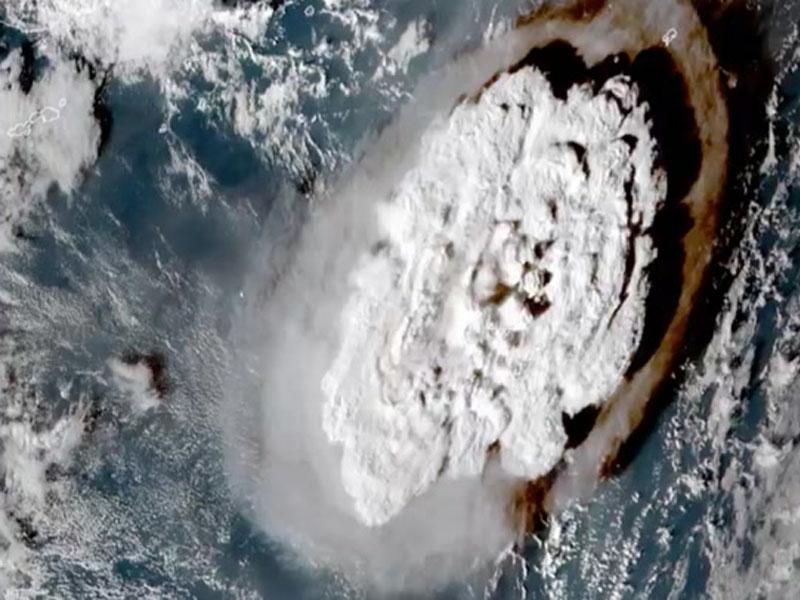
[107,356,161,413]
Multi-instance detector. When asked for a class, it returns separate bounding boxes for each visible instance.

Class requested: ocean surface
[2,0,800,598]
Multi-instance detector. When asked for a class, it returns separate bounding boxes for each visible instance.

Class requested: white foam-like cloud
[107,357,161,413]
[321,65,663,526]
[374,17,431,79]
[5,0,215,76]
[223,19,666,588]
[0,48,99,251]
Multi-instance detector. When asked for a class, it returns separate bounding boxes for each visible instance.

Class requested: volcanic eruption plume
[223,0,763,593]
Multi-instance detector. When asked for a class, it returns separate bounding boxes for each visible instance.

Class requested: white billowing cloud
[376,18,431,78]
[4,0,216,77]
[224,23,665,589]
[0,48,99,251]
[107,357,161,413]
[322,64,664,526]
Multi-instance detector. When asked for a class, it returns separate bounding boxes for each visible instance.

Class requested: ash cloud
[219,0,731,593]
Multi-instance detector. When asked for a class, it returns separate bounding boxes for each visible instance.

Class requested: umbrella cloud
[224,0,737,592]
